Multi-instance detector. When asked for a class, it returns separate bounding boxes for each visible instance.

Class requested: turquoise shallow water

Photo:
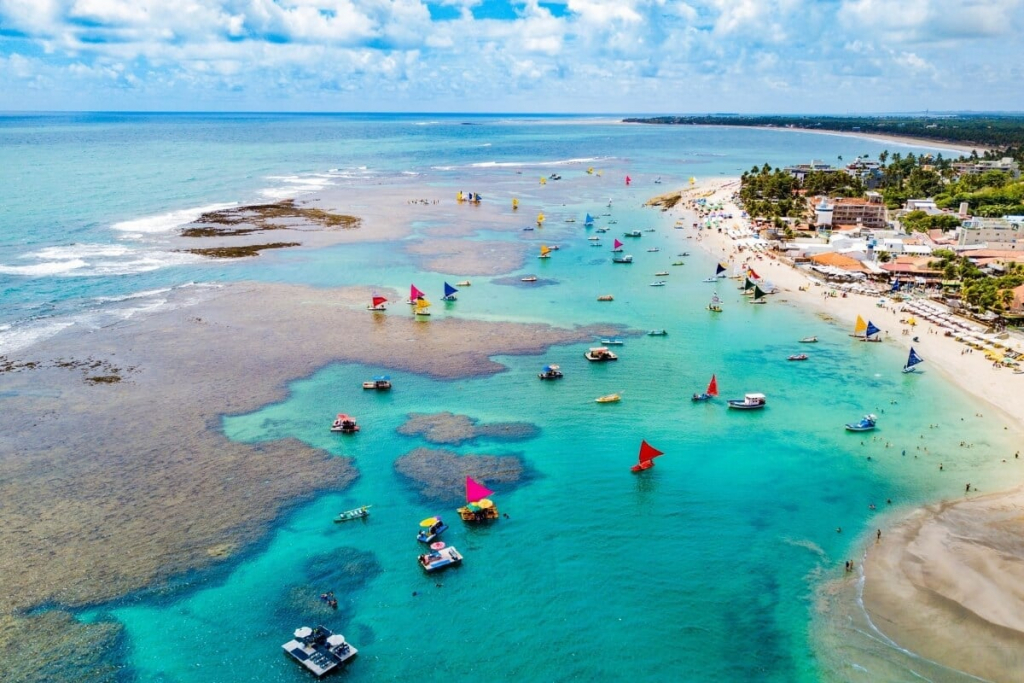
[6,115,1016,681]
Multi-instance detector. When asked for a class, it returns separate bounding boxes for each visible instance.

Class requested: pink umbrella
[430,541,446,550]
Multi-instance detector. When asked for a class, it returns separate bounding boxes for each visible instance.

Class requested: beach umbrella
[420,517,439,527]
[430,541,446,550]
[295,627,313,638]
[476,499,494,509]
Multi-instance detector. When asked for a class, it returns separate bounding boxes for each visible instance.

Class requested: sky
[1,0,1023,113]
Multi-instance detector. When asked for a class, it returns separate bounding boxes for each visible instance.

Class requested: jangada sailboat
[692,374,718,401]
[631,439,665,473]
[408,284,425,305]
[611,239,624,253]
[902,347,924,373]
[749,286,767,304]
[707,292,722,312]
[367,295,388,311]
[414,298,431,316]
[860,320,882,342]
[539,245,552,259]
[458,477,499,522]
[441,282,458,301]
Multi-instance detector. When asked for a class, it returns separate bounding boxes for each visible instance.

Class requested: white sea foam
[111,203,238,234]
[0,319,76,355]
[0,245,204,278]
[0,259,89,276]
[462,157,609,169]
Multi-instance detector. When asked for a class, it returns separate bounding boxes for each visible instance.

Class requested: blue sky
[1,0,1022,113]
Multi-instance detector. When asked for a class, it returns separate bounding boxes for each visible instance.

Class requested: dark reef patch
[180,199,360,237]
[396,411,540,446]
[394,447,525,503]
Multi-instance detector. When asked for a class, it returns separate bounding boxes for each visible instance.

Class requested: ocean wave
[111,203,238,234]
[467,157,610,169]
[0,245,203,278]
[0,319,76,355]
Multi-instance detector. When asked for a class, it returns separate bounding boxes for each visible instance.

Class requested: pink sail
[625,175,631,185]
[613,239,624,249]
[466,476,494,503]
[410,284,425,301]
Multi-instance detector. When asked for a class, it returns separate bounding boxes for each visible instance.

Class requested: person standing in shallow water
[876,529,882,542]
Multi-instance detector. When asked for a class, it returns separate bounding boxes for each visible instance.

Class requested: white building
[957,217,1023,249]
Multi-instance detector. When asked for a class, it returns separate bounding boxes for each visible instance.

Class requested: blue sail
[443,282,458,298]
[906,347,924,368]
[585,213,594,224]
[716,263,726,275]
[865,321,881,337]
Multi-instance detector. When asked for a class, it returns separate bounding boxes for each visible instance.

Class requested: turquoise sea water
[5,115,1017,681]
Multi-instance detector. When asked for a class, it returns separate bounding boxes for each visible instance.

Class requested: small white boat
[649,281,667,287]
[727,393,766,410]
[647,329,668,336]
[647,248,660,252]
[595,393,621,403]
[600,338,624,345]
[521,276,538,282]
[654,271,669,276]
[845,414,877,432]
[799,336,818,343]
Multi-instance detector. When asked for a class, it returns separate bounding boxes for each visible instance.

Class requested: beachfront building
[880,256,944,286]
[785,160,840,182]
[957,217,1023,250]
[904,199,943,215]
[812,192,887,231]
[951,157,1020,179]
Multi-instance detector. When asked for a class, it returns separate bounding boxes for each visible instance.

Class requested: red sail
[625,175,632,185]
[371,296,387,307]
[747,268,760,280]
[637,439,664,463]
[466,476,494,503]
[707,374,718,396]
[410,284,425,300]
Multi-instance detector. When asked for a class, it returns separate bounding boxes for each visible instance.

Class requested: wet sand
[0,281,621,674]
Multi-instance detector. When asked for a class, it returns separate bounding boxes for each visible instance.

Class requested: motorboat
[538,364,563,380]
[647,329,668,336]
[600,338,624,345]
[585,347,618,362]
[283,626,357,677]
[647,248,660,252]
[624,230,642,237]
[330,414,359,433]
[703,277,717,282]
[799,336,818,343]
[672,261,685,266]
[595,393,621,403]
[845,414,878,432]
[612,255,633,263]
[649,281,667,287]
[590,241,603,246]
[417,517,449,543]
[654,271,669,276]
[521,276,538,282]
[597,295,614,301]
[727,393,766,410]
[787,354,808,361]
[418,545,463,572]
[334,506,370,523]
[362,375,392,390]
[456,280,471,287]
[588,236,601,241]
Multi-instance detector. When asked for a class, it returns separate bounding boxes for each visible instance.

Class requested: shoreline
[661,178,1024,681]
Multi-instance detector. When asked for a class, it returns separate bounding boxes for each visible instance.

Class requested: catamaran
[407,284,425,305]
[367,295,388,311]
[441,282,459,301]
[631,439,665,473]
[902,347,924,373]
[692,374,718,401]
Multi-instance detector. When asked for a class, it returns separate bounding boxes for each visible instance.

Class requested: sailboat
[512,198,519,211]
[414,298,431,316]
[861,321,882,342]
[742,277,755,294]
[441,282,458,301]
[367,295,388,311]
[707,293,722,312]
[408,284,425,305]
[537,212,546,225]
[750,286,767,304]
[539,245,552,259]
[630,439,664,473]
[585,213,594,226]
[902,347,924,373]
[851,315,868,338]
[458,477,499,521]
[716,263,728,278]
[692,374,718,401]
[612,239,624,253]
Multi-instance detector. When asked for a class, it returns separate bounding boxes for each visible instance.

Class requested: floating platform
[283,626,357,677]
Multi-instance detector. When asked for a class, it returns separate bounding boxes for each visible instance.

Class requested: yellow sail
[540,245,551,256]
[540,177,547,185]
[689,177,696,185]
[416,298,431,310]
[854,315,867,335]
[596,170,603,177]
[587,167,594,175]
[537,212,545,224]
[456,191,464,202]
[512,198,519,210]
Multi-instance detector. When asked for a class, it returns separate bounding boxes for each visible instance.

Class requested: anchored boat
[538,364,563,380]
[458,477,500,522]
[727,393,766,410]
[362,375,392,390]
[418,544,463,572]
[595,393,621,403]
[845,414,878,432]
[417,516,449,543]
[334,505,370,523]
[330,414,359,433]
[585,347,618,362]
[283,626,357,677]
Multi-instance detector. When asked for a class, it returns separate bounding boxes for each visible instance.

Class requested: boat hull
[727,402,765,410]
[845,425,876,432]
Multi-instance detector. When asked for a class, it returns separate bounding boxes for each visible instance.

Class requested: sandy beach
[657,178,1024,682]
